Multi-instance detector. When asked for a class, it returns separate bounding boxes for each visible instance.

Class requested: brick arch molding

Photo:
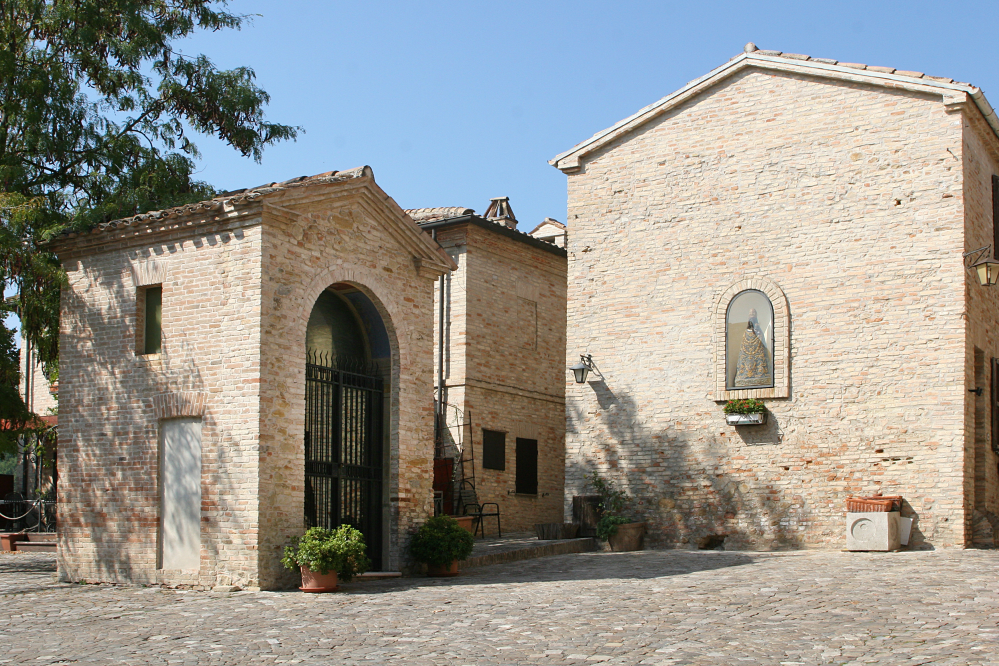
[713,276,790,400]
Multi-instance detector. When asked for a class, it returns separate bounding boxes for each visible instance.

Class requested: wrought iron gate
[304,352,384,570]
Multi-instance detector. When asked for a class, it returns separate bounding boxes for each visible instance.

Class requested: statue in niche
[733,308,772,387]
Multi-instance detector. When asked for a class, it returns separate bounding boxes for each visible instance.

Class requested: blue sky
[9,0,999,345]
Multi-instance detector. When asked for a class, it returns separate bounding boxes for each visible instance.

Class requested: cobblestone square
[2,549,998,665]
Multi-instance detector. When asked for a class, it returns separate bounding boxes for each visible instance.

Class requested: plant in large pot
[282,525,370,592]
[409,515,475,576]
[723,398,767,426]
[587,472,646,552]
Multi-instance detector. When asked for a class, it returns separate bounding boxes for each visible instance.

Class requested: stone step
[24,532,56,542]
[15,541,56,553]
[460,537,598,570]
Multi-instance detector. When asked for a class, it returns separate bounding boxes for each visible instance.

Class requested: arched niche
[714,277,790,400]
[302,282,395,571]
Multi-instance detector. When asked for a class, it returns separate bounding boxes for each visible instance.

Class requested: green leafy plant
[409,515,475,567]
[723,399,767,415]
[596,515,631,541]
[0,0,300,390]
[281,526,370,581]
[586,472,635,540]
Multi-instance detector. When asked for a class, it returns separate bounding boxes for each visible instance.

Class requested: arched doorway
[304,284,392,570]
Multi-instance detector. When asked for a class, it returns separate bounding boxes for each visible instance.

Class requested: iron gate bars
[304,352,384,570]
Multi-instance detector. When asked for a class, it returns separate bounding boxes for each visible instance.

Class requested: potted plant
[587,472,645,552]
[409,515,475,576]
[281,525,370,593]
[723,398,767,425]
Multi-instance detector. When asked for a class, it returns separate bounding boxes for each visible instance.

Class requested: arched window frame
[713,277,789,400]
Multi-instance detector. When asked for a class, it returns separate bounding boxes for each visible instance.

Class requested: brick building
[551,45,999,550]
[52,167,455,589]
[407,199,568,533]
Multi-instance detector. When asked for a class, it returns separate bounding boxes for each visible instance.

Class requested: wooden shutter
[515,438,538,495]
[482,429,505,471]
[993,175,999,258]
[992,357,999,454]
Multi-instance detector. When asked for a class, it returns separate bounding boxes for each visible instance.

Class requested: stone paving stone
[2,549,999,664]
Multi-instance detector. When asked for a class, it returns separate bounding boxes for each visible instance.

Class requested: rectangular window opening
[139,285,162,355]
[515,437,538,495]
[482,429,505,471]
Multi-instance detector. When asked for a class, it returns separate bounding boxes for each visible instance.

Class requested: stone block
[846,512,900,551]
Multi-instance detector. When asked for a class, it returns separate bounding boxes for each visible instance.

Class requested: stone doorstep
[356,571,402,580]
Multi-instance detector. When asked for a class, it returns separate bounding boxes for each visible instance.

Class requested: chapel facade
[52,167,455,589]
[552,45,999,549]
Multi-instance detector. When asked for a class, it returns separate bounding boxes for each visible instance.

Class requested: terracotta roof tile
[57,167,372,241]
[404,207,474,223]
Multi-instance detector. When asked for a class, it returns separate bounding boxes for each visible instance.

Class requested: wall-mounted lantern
[964,246,999,286]
[570,354,596,384]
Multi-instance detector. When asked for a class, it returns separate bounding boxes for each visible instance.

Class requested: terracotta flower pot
[426,560,460,577]
[454,516,475,534]
[299,565,338,592]
[607,522,646,552]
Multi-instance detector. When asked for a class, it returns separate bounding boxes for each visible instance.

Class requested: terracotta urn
[607,522,646,552]
[299,566,338,592]
[426,560,460,577]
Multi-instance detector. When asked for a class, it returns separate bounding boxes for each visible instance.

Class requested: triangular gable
[261,167,457,278]
[550,48,998,173]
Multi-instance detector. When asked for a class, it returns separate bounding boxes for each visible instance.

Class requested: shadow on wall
[61,235,254,586]
[567,379,805,551]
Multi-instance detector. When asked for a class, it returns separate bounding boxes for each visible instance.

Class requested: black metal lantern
[963,246,999,286]
[974,258,999,286]
[570,354,594,384]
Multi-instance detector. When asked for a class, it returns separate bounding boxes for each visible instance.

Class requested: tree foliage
[0,0,298,428]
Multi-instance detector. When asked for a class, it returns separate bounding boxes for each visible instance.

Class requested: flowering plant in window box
[723,399,767,425]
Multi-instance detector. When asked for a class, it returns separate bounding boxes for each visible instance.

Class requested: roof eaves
[418,215,568,257]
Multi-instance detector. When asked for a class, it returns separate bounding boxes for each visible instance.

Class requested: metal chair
[457,481,501,538]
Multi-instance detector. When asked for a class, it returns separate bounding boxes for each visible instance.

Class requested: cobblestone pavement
[2,548,999,665]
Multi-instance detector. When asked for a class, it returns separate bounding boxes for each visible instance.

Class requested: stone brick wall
[18,346,58,415]
[961,109,999,544]
[434,221,567,532]
[56,216,265,588]
[561,67,970,549]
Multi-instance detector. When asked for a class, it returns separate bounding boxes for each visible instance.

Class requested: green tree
[0,0,299,436]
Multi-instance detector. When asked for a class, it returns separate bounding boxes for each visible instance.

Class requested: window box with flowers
[723,398,767,426]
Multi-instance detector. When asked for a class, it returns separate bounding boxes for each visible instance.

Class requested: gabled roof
[54,166,457,275]
[550,44,999,173]
[528,217,566,235]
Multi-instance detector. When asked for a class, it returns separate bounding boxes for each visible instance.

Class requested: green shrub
[586,472,636,540]
[409,515,475,567]
[723,399,766,415]
[281,525,370,581]
[596,514,631,541]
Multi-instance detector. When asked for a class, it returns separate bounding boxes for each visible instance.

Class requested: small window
[515,438,537,495]
[482,429,505,471]
[725,289,774,390]
[140,285,162,355]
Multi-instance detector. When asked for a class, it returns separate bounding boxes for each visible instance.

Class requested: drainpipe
[432,230,445,457]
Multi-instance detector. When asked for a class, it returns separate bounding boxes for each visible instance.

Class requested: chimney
[484,197,517,230]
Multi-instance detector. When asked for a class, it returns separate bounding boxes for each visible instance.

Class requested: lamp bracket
[963,245,992,268]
